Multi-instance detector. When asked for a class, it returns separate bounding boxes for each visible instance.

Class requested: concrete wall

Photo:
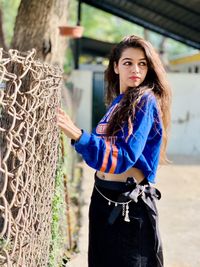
[167,73,200,155]
[70,70,93,132]
[71,70,200,155]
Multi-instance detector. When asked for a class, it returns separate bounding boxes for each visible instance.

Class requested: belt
[103,177,161,224]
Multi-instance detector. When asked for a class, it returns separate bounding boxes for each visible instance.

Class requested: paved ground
[68,155,200,267]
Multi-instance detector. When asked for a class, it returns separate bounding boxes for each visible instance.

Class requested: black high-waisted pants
[88,174,163,267]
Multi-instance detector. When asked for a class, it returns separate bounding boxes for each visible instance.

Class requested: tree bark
[11,0,69,66]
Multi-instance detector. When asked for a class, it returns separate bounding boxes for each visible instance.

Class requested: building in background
[170,52,200,73]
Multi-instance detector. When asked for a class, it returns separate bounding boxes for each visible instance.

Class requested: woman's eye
[124,61,132,66]
[139,62,147,66]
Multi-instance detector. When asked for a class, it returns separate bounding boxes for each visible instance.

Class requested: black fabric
[88,176,163,267]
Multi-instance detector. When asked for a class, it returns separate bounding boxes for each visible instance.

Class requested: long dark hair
[104,35,171,163]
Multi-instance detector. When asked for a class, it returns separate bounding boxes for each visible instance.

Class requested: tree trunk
[11,0,69,66]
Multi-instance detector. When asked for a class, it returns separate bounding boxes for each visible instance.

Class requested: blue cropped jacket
[71,92,162,183]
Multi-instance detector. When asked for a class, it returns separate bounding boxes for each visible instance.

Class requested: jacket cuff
[71,130,91,151]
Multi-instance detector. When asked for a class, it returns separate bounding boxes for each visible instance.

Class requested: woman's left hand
[56,108,82,141]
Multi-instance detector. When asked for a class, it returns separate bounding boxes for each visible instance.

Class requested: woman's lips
[129,76,140,80]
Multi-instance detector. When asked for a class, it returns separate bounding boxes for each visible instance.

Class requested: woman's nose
[131,64,139,73]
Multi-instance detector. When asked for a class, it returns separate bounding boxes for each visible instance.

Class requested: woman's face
[114,47,148,93]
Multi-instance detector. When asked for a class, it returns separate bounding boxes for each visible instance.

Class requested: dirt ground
[156,155,200,267]
[68,155,200,267]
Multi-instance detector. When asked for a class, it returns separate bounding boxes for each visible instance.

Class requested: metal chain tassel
[124,203,130,222]
[122,203,125,216]
[95,185,131,223]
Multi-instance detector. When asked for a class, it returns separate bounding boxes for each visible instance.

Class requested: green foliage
[69,0,144,43]
[48,142,66,267]
[49,132,80,267]
[63,46,74,74]
[68,0,197,59]
[1,0,20,46]
[0,238,7,248]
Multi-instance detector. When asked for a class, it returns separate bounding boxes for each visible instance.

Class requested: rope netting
[0,49,62,266]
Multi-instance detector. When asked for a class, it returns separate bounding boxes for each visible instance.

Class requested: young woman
[57,35,171,267]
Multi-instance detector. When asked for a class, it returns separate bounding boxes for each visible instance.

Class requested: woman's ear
[114,62,119,74]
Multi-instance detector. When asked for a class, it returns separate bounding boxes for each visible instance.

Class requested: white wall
[167,73,200,155]
[70,70,93,132]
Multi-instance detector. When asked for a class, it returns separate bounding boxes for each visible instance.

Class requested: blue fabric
[72,92,162,183]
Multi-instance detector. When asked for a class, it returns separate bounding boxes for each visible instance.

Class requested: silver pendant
[122,203,125,216]
[108,201,111,205]
[124,203,130,222]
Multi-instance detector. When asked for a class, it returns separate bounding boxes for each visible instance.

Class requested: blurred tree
[68,0,197,61]
[12,0,69,65]
[68,0,144,43]
[1,0,69,66]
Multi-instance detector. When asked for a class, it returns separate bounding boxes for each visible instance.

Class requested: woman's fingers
[56,107,82,140]
[56,109,74,132]
[57,111,68,123]
[58,108,68,117]
[57,108,71,121]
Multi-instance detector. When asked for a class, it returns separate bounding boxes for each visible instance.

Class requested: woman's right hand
[56,108,82,141]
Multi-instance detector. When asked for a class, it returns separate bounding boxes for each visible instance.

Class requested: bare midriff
[96,167,145,184]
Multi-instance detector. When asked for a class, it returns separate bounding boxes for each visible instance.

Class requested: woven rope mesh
[0,49,62,266]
